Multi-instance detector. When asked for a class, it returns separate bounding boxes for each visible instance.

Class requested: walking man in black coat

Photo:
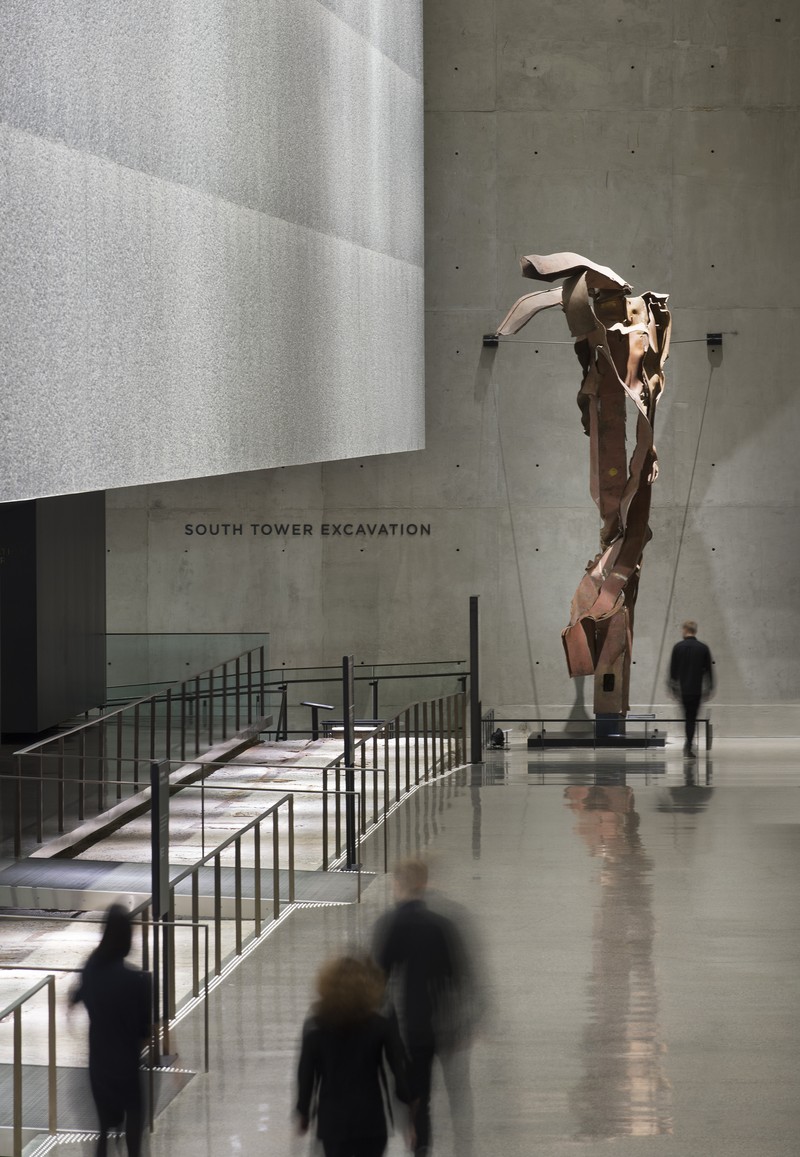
[372,858,479,1157]
[669,620,714,758]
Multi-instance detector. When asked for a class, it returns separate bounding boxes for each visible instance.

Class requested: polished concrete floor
[19,740,800,1155]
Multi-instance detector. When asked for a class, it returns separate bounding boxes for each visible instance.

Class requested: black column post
[342,656,357,869]
[470,596,482,764]
[150,761,170,1060]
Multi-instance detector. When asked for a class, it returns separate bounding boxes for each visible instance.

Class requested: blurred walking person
[373,859,482,1157]
[70,904,152,1157]
[295,954,414,1156]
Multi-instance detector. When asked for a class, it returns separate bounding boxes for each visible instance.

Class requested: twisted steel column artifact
[496,253,671,718]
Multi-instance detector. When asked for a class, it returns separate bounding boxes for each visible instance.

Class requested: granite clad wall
[0,0,424,500]
[107,2,800,735]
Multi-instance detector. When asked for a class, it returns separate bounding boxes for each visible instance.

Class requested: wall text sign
[183,522,432,538]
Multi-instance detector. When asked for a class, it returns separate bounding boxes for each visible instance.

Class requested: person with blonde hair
[295,954,413,1156]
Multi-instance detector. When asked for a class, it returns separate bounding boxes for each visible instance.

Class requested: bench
[322,719,388,738]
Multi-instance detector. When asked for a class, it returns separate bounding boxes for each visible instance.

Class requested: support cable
[491,378,540,709]
[647,364,717,709]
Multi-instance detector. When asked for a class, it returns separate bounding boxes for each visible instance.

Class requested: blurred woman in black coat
[295,954,414,1157]
[71,904,152,1157]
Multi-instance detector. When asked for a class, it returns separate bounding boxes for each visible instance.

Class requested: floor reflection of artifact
[564,785,673,1138]
[496,253,671,720]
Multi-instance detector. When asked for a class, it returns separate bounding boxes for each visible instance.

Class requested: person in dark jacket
[70,904,152,1157]
[669,620,714,757]
[295,954,414,1157]
[372,859,477,1157]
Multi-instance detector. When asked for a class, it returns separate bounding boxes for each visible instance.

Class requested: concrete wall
[0,0,424,500]
[107,1,800,736]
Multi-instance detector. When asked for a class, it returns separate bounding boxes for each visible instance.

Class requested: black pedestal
[595,713,626,740]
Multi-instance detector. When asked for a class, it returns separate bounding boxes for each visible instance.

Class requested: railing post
[192,872,200,997]
[204,926,210,1073]
[272,809,280,920]
[141,905,151,973]
[447,695,453,768]
[133,703,141,789]
[97,716,106,814]
[13,1006,22,1157]
[361,763,367,834]
[456,693,461,764]
[395,713,401,796]
[383,766,389,873]
[168,911,176,1020]
[180,682,187,761]
[214,854,222,976]
[222,662,228,741]
[165,687,172,760]
[335,762,342,858]
[37,750,44,845]
[423,701,429,780]
[74,731,85,822]
[116,712,123,800]
[322,767,329,870]
[14,755,22,858]
[149,697,157,761]
[259,645,265,722]
[286,798,296,904]
[385,727,392,799]
[414,703,420,784]
[430,700,437,776]
[48,975,57,1134]
[247,649,253,726]
[254,824,262,936]
[208,669,214,748]
[234,836,242,953]
[195,676,201,756]
[404,708,411,792]
[235,656,241,732]
[470,595,483,763]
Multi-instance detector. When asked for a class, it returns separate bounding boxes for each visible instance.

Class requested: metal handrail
[168,792,295,971]
[9,644,269,857]
[0,973,57,1157]
[263,659,467,676]
[322,691,467,866]
[262,670,468,687]
[1,763,376,871]
[0,918,211,1139]
[14,646,266,756]
[14,642,267,756]
[0,694,469,1152]
[6,689,466,868]
[0,916,210,1069]
[1,783,296,986]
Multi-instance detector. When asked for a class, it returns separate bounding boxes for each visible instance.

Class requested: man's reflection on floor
[565,784,673,1139]
[659,761,714,811]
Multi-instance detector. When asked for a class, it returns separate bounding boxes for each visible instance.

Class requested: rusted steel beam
[497,253,671,716]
